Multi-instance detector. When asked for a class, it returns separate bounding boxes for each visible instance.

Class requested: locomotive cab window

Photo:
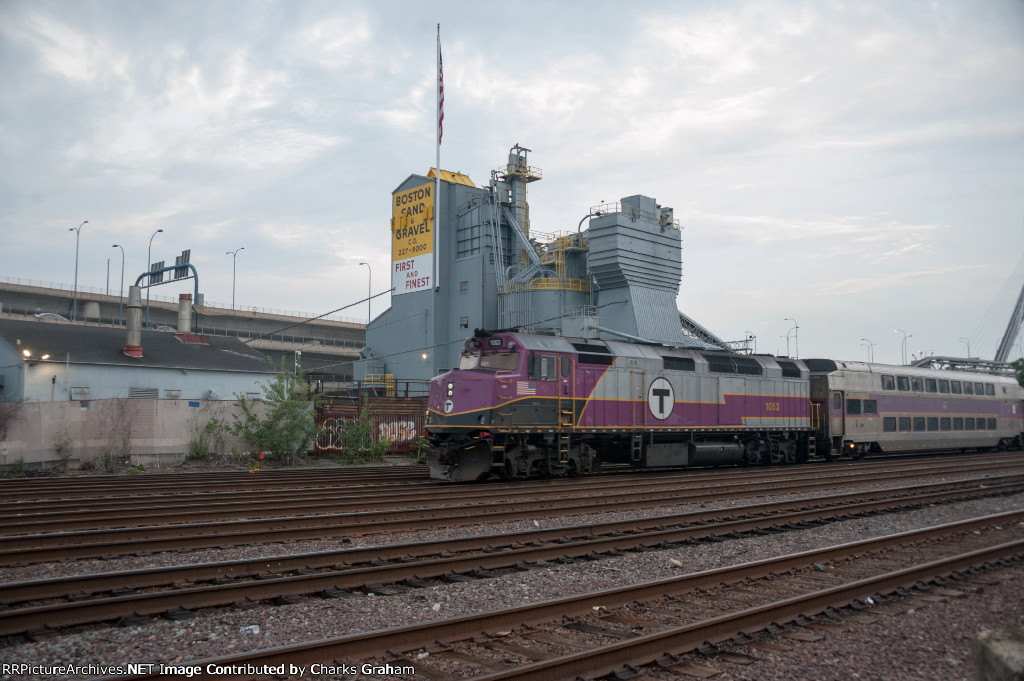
[478,351,520,371]
[528,354,557,381]
[897,376,910,391]
[561,356,571,377]
[881,375,895,390]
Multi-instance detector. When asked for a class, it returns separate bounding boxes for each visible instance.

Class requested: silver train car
[805,359,1024,458]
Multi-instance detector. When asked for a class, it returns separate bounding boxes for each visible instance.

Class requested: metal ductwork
[124,285,143,357]
[177,294,192,334]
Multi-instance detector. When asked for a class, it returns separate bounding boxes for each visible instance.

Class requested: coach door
[830,390,845,436]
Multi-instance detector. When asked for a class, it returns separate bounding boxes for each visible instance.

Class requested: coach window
[881,375,895,390]
[897,376,910,391]
[925,379,937,393]
[911,378,923,392]
[846,398,861,415]
[975,382,985,395]
[927,417,938,431]
[988,418,997,429]
[883,417,897,432]
[899,417,911,431]
[965,418,975,431]
[953,417,963,431]
[913,417,925,431]
[985,384,995,396]
[951,381,962,394]
[940,417,951,431]
[938,380,949,394]
[863,399,877,415]
[963,382,974,395]
[977,418,987,431]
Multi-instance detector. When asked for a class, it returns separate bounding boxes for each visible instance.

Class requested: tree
[1013,358,1024,388]
[230,358,322,463]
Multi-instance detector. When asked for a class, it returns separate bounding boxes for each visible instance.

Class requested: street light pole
[860,337,876,362]
[69,220,87,320]
[112,244,125,326]
[784,318,799,359]
[958,337,972,358]
[359,262,371,325]
[146,228,163,328]
[227,247,244,310]
[895,329,912,365]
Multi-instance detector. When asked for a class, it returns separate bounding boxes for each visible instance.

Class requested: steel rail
[4,456,1003,513]
[4,466,1024,566]
[5,459,1020,534]
[4,487,1023,636]
[469,542,1024,681]
[98,519,1024,680]
[0,467,431,501]
[5,475,1022,604]
[3,452,1019,505]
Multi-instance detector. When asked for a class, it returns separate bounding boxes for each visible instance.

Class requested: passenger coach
[805,359,1024,458]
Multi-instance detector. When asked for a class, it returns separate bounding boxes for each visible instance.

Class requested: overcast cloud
[2,0,1022,364]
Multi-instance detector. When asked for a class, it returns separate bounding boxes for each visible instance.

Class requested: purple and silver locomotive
[425,329,815,481]
[425,330,1024,481]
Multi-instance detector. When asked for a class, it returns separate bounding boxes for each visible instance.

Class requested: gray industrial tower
[356,144,724,383]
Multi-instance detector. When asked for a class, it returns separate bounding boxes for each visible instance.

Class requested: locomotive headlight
[478,414,489,425]
[447,382,454,397]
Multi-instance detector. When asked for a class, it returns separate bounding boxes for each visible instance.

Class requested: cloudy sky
[2,0,1023,365]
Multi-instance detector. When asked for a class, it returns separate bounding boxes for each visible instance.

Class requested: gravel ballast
[1,478,1023,680]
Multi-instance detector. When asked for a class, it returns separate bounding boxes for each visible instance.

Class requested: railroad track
[0,466,430,501]
[94,514,1024,680]
[4,462,1024,565]
[3,476,1022,637]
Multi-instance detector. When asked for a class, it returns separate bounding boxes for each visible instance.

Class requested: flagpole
[434,23,441,294]
[429,23,442,376]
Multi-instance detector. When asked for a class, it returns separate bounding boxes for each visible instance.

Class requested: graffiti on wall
[377,419,418,444]
[315,417,419,452]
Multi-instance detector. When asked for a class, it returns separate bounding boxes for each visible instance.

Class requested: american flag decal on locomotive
[517,381,536,395]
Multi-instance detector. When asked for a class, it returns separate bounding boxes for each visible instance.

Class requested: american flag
[437,27,444,145]
[517,381,536,395]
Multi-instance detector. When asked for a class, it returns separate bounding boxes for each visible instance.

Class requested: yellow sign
[391,183,435,296]
[391,183,434,260]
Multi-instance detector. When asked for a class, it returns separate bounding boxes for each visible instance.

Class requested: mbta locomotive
[424,329,1024,481]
